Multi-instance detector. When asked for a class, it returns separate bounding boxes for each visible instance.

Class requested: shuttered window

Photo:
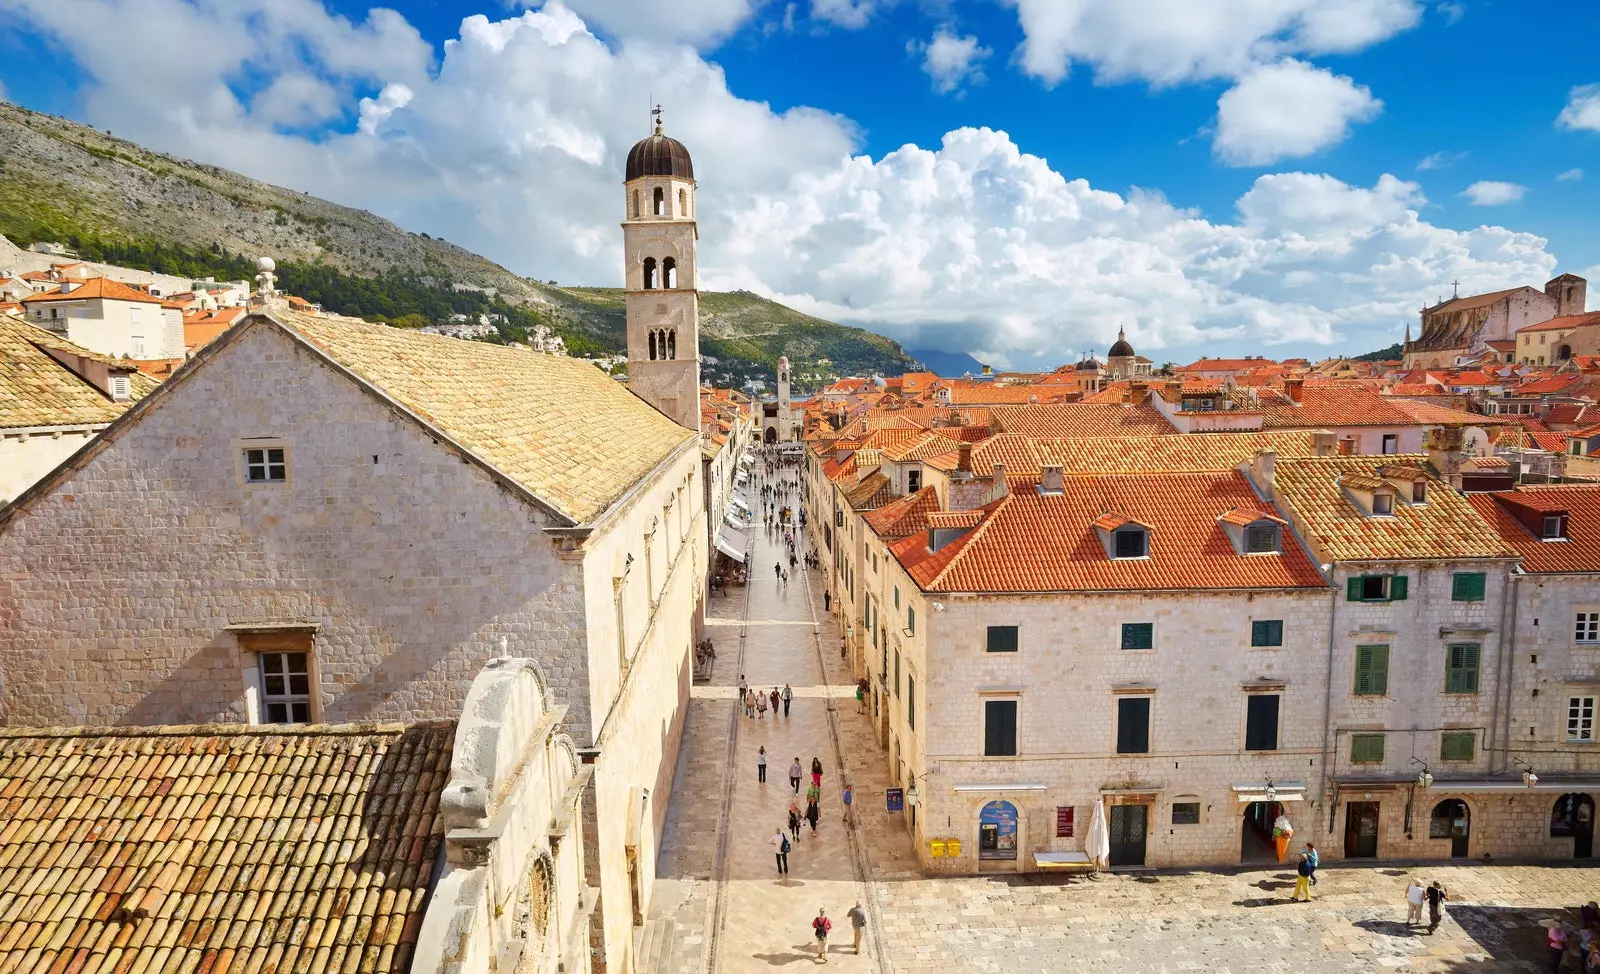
[1445,643,1481,694]
[987,625,1019,653]
[1354,645,1389,696]
[1348,574,1408,602]
[1440,732,1475,762]
[1350,733,1385,763]
[1244,694,1280,751]
[984,700,1018,756]
[1251,620,1284,647]
[1451,572,1487,602]
[1121,622,1154,650]
[1116,697,1151,754]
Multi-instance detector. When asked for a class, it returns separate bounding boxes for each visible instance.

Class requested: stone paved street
[647,482,1600,973]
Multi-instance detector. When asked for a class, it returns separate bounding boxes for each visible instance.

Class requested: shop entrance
[1344,801,1380,858]
[1109,804,1147,867]
[1430,800,1470,858]
[1240,801,1283,862]
[978,800,1019,861]
[1552,794,1596,858]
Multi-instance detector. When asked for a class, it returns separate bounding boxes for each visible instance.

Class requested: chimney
[1311,430,1337,456]
[1128,380,1148,405]
[1337,436,1357,456]
[957,442,973,473]
[1164,379,1183,400]
[1427,425,1467,485]
[1249,450,1276,493]
[1284,378,1304,404]
[1039,464,1065,495]
[984,463,1008,503]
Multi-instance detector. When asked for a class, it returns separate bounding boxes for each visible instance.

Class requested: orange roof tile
[19,277,165,305]
[863,486,941,540]
[988,403,1178,438]
[1517,312,1600,333]
[890,471,1325,593]
[1467,486,1600,573]
[1251,386,1422,429]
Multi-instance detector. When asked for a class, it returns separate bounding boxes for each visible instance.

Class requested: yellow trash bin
[929,839,947,858]
[946,838,962,857]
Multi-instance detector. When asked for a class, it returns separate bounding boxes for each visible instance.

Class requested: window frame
[1371,492,1395,515]
[986,625,1019,653]
[1451,572,1487,603]
[1439,731,1475,763]
[1116,696,1151,754]
[1576,611,1600,645]
[1568,696,1597,743]
[1244,693,1280,752]
[1444,643,1481,694]
[1120,622,1155,651]
[1381,433,1399,455]
[1349,732,1386,764]
[238,439,290,486]
[1171,800,1201,826]
[1244,523,1280,554]
[1250,619,1284,648]
[1354,644,1390,696]
[1545,515,1568,540]
[983,698,1019,757]
[1112,527,1148,559]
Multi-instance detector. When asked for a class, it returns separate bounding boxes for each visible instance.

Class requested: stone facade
[624,169,700,432]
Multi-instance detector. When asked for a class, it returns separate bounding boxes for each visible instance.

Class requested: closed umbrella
[1087,798,1111,873]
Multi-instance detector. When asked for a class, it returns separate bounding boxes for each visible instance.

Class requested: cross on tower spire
[1451,279,1461,298]
[652,104,663,135]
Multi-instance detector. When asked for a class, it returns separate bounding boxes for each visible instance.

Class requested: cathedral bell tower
[623,108,700,432]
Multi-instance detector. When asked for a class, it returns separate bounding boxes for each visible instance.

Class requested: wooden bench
[1033,851,1095,880]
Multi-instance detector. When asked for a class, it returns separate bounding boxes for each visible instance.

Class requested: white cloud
[1436,2,1464,24]
[915,28,992,93]
[1558,168,1584,182]
[556,0,763,46]
[1557,83,1600,133]
[4,0,1560,365]
[1416,149,1466,170]
[1462,180,1526,205]
[1214,59,1381,166]
[811,0,874,28]
[1004,0,1421,86]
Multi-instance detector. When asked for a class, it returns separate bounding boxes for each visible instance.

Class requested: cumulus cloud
[1462,180,1527,205]
[1416,149,1466,170]
[1214,60,1382,166]
[1436,1,1464,24]
[1558,168,1585,182]
[1004,0,1421,86]
[915,28,992,93]
[811,0,875,28]
[556,0,762,47]
[1558,83,1600,133]
[3,0,1561,365]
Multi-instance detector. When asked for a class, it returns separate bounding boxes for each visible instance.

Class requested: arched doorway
[1241,801,1283,862]
[978,800,1019,862]
[1552,794,1596,858]
[763,426,777,444]
[1430,799,1470,857]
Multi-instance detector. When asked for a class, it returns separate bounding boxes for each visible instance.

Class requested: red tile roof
[1517,312,1600,333]
[889,471,1326,593]
[988,403,1179,438]
[1252,386,1424,429]
[1380,398,1512,426]
[1467,486,1600,573]
[19,277,165,305]
[863,486,942,540]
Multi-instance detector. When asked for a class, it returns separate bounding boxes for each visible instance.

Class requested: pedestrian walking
[811,909,831,963]
[805,798,820,833]
[782,684,793,717]
[757,746,768,783]
[738,674,747,710]
[775,562,781,580]
[770,827,789,875]
[1405,879,1426,926]
[756,690,768,720]
[847,902,867,954]
[855,679,866,714]
[842,781,853,826]
[1425,880,1446,933]
[770,687,780,715]
[788,801,803,843]
[790,758,803,794]
[811,756,824,789]
[824,591,831,612]
[1549,922,1569,972]
[1291,848,1312,901]
[1305,841,1319,886]
[745,688,756,718]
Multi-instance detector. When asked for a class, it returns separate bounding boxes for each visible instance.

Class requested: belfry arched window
[648,331,657,361]
[632,191,640,219]
[663,257,677,289]
[679,188,688,217]
[667,330,676,360]
[643,257,656,290]
[653,187,664,216]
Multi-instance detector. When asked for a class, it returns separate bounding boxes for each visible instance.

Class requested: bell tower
[623,107,700,431]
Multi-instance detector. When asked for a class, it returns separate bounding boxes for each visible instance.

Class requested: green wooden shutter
[1446,643,1481,694]
[1350,733,1386,763]
[1388,575,1408,601]
[1440,731,1475,762]
[1347,577,1364,601]
[1452,572,1486,602]
[1355,645,1389,696]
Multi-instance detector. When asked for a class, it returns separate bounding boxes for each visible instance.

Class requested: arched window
[679,188,688,217]
[1559,344,1573,361]
[631,191,639,219]
[648,330,657,361]
[663,257,677,289]
[667,330,676,360]
[643,257,656,290]
[653,187,664,216]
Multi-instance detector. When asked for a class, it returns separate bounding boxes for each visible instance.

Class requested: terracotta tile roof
[1219,508,1285,527]
[970,431,1320,477]
[0,318,156,430]
[1380,398,1512,426]
[863,486,941,540]
[1428,286,1525,314]
[1251,386,1422,428]
[272,310,694,524]
[882,431,965,462]
[1467,486,1600,573]
[1272,455,1516,562]
[1517,374,1583,396]
[927,510,982,529]
[943,384,1070,406]
[1177,358,1279,372]
[18,277,164,305]
[0,721,453,974]
[1518,312,1600,333]
[890,471,1326,593]
[988,403,1178,438]
[844,471,894,509]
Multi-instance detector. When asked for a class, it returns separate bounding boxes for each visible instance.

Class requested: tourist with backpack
[812,908,832,962]
[770,827,789,874]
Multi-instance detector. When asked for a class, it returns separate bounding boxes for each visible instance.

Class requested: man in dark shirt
[1425,881,1447,933]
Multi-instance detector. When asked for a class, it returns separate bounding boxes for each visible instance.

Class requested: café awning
[716,526,749,563]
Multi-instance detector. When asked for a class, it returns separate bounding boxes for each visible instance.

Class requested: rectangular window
[986,625,1019,653]
[1056,806,1075,837]
[1440,731,1475,762]
[1569,696,1596,742]
[1251,620,1284,647]
[1244,694,1280,751]
[132,335,146,357]
[908,470,922,492]
[1445,643,1481,694]
[907,606,915,635]
[1116,697,1151,754]
[1372,492,1394,515]
[1171,802,1201,825]
[1354,644,1390,696]
[1577,612,1600,644]
[1412,481,1428,504]
[1545,515,1568,539]
[244,447,287,483]
[259,651,312,724]
[1245,524,1279,553]
[893,587,900,609]
[1349,574,1407,602]
[1451,572,1487,602]
[1121,622,1154,650]
[1381,433,1399,454]
[984,700,1018,756]
[1350,732,1386,763]
[907,676,916,731]
[1114,529,1148,559]
[893,650,900,698]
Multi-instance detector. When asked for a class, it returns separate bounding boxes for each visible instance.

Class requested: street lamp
[1410,758,1434,789]
[1513,757,1539,788]
[905,771,932,808]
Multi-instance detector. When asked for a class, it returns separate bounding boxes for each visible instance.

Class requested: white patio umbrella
[1087,798,1111,873]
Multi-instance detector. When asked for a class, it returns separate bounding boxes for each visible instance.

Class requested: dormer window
[1412,481,1428,504]
[1114,527,1148,559]
[108,375,130,401]
[1372,493,1394,516]
[1544,514,1568,540]
[1245,524,1280,554]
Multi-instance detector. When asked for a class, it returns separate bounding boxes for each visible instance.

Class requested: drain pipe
[1318,575,1340,840]
[1491,571,1521,774]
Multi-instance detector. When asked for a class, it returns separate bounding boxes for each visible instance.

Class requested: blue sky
[1,0,1596,369]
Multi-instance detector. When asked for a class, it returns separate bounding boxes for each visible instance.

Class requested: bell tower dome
[623,107,700,431]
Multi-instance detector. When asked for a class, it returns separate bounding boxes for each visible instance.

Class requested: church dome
[626,124,694,182]
[1108,327,1135,359]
